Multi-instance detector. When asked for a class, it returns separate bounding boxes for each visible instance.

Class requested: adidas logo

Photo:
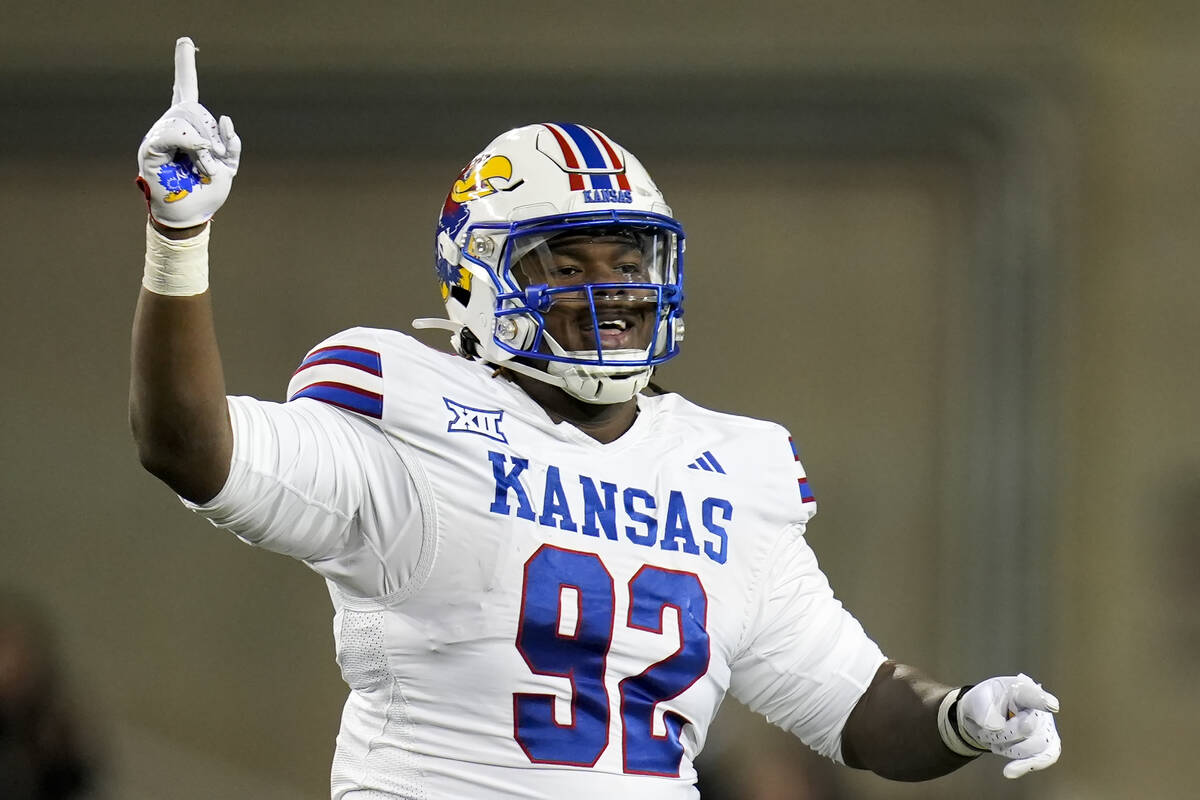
[686,450,725,474]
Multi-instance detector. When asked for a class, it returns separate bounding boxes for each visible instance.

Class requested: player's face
[513,230,661,354]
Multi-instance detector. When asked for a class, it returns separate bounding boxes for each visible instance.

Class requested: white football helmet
[414,123,685,404]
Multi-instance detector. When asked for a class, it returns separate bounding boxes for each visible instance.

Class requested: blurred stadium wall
[1,2,1196,798]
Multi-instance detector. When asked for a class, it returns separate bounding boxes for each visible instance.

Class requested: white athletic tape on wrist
[938,687,987,757]
[143,219,210,296]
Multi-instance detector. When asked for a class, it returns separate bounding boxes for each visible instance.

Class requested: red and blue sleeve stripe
[296,345,382,376]
[288,344,384,418]
[290,382,383,418]
[788,436,816,503]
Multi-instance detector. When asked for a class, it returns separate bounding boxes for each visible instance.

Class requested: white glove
[939,673,1061,779]
[136,37,240,228]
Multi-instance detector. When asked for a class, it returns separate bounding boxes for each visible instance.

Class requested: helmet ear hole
[456,327,481,360]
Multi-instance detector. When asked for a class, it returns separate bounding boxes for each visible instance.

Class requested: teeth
[598,319,628,331]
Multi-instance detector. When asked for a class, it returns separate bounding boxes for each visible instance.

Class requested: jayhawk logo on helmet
[451,155,518,202]
[436,154,526,299]
[435,197,471,300]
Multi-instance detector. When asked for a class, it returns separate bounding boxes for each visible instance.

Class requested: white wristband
[143,219,210,296]
[937,687,987,757]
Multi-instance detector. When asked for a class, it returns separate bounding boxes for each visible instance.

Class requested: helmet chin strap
[501,355,652,405]
[549,360,653,404]
[542,335,654,404]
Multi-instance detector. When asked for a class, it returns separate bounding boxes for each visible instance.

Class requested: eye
[550,264,583,281]
[614,263,646,278]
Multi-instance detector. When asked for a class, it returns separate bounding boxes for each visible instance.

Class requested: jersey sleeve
[728,523,887,764]
[184,329,425,598]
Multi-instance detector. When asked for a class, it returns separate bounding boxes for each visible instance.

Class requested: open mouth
[587,313,645,351]
[597,318,630,332]
[538,297,656,355]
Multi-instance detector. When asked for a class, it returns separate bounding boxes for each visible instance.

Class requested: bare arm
[130,220,231,503]
[840,660,974,781]
[131,39,242,503]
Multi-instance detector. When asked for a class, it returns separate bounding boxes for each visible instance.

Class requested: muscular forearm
[130,221,232,503]
[840,660,974,781]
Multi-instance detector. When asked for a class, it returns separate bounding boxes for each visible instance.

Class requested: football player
[130,37,1061,799]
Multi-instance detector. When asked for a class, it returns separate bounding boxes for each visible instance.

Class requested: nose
[593,284,632,299]
[592,284,657,305]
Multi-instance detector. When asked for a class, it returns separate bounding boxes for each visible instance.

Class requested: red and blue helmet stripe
[541,123,632,193]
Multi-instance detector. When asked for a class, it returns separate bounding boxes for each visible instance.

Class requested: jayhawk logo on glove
[157,153,211,202]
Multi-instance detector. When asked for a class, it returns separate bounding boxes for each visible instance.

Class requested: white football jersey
[189,328,886,800]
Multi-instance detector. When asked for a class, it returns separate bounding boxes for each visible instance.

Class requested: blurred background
[1,1,1196,797]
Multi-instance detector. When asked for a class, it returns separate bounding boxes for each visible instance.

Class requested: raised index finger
[172,37,199,104]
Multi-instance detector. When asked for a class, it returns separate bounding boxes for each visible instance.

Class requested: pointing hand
[136,37,241,228]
